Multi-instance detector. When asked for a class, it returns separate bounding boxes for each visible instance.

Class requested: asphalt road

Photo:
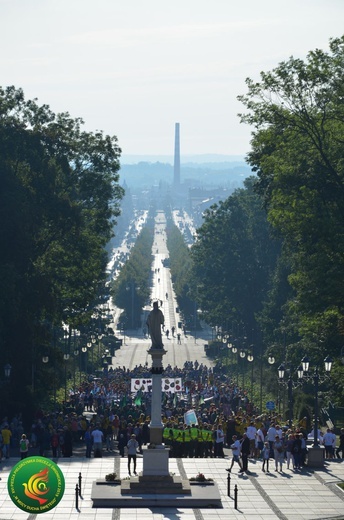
[109,210,215,371]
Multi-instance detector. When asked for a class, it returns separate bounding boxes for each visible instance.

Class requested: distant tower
[173,122,180,186]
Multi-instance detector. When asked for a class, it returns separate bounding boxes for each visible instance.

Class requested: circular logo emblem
[8,456,65,514]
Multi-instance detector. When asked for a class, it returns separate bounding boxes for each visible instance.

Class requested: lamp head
[278,363,285,379]
[324,355,332,372]
[301,355,310,373]
[4,363,12,378]
[297,365,304,379]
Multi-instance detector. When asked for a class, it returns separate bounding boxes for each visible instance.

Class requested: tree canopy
[191,177,280,339]
[166,222,195,327]
[0,86,123,415]
[111,224,154,329]
[238,35,344,365]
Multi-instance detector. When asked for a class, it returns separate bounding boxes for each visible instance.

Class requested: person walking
[292,433,302,469]
[227,435,243,473]
[84,426,93,458]
[323,428,334,459]
[273,435,284,472]
[1,424,12,459]
[127,434,139,475]
[266,423,277,458]
[246,421,257,458]
[19,434,29,459]
[117,432,126,457]
[261,441,270,472]
[63,426,73,457]
[105,423,114,451]
[336,428,344,459]
[91,424,104,458]
[50,430,59,458]
[285,433,295,469]
[256,426,265,455]
[240,433,250,473]
[214,424,225,458]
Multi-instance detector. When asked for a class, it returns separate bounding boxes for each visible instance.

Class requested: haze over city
[1,0,343,160]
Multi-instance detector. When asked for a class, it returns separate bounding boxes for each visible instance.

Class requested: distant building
[173,122,180,187]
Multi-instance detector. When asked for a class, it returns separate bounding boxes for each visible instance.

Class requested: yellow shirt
[2,428,12,444]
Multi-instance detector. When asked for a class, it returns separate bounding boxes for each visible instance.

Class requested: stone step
[121,477,191,495]
[137,475,182,484]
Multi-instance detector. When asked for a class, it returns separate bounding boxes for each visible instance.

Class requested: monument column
[148,347,166,445]
[141,346,169,476]
[173,122,180,187]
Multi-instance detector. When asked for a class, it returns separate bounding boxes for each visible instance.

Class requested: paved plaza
[0,450,343,520]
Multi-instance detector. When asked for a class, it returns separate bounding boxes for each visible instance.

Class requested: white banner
[131,377,182,393]
[184,409,198,426]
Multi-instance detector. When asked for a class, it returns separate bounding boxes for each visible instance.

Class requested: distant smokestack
[173,122,180,186]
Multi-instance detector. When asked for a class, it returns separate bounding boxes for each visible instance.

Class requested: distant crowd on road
[1,360,343,468]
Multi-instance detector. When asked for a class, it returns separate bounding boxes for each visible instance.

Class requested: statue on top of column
[146,301,165,349]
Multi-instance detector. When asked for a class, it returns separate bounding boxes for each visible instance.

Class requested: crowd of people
[0,360,343,474]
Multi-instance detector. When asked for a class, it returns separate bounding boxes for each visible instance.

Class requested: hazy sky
[1,0,343,159]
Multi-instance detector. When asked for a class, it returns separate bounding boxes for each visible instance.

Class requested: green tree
[190,177,280,336]
[166,223,194,325]
[111,226,154,328]
[0,86,123,418]
[238,35,344,360]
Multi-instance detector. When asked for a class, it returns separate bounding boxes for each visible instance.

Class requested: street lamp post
[300,355,332,466]
[231,346,239,386]
[226,339,233,367]
[42,348,58,409]
[276,354,332,466]
[87,339,93,373]
[247,351,254,402]
[260,353,275,414]
[90,333,97,356]
[81,343,88,377]
[73,347,79,391]
[63,353,69,403]
[286,372,293,429]
[240,349,246,391]
[277,363,304,429]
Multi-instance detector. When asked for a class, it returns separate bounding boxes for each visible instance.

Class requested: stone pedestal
[307,445,325,467]
[142,446,170,476]
[149,427,162,445]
